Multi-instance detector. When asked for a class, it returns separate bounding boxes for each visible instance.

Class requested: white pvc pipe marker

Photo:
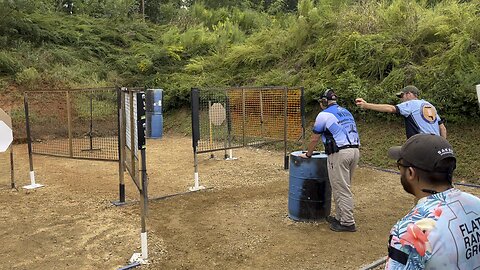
[225,149,237,160]
[189,172,205,191]
[129,232,149,264]
[141,232,148,259]
[29,171,35,185]
[194,172,199,187]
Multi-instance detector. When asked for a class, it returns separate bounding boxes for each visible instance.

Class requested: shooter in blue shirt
[355,85,447,139]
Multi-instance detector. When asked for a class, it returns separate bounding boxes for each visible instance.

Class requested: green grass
[2,1,480,184]
[357,120,479,184]
[73,92,117,120]
[163,107,193,135]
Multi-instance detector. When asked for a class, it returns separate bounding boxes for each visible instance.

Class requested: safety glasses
[396,159,413,170]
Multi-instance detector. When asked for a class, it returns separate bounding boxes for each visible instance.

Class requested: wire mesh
[195,87,304,153]
[25,88,119,161]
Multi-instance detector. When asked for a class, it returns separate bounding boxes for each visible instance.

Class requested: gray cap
[388,134,455,173]
[396,85,420,98]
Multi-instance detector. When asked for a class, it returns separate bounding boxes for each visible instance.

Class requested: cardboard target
[209,103,226,126]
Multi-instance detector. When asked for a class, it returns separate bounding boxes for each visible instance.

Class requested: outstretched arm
[355,98,397,113]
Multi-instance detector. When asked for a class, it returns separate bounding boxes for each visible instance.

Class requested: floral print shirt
[386,188,480,270]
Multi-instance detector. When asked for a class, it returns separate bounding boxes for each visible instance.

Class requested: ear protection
[321,97,329,107]
[321,88,337,107]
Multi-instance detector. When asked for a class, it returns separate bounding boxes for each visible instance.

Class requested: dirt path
[1,134,479,269]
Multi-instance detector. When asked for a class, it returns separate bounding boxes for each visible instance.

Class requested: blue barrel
[147,113,163,138]
[146,89,163,138]
[288,151,331,222]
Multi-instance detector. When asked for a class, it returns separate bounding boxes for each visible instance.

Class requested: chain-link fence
[24,88,119,161]
[192,87,304,154]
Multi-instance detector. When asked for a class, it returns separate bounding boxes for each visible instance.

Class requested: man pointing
[355,85,447,139]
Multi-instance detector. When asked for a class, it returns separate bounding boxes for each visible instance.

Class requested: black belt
[338,145,359,150]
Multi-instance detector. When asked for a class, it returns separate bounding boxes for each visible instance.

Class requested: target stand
[81,132,102,152]
[81,94,102,152]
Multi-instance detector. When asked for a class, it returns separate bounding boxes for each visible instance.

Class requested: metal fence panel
[194,87,304,153]
[25,88,119,161]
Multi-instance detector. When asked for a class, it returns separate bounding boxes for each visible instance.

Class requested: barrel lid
[290,151,327,158]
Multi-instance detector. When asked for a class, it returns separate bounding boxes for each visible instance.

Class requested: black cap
[396,85,420,98]
[388,134,455,173]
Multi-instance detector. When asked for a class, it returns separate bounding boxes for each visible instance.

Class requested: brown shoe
[329,221,356,232]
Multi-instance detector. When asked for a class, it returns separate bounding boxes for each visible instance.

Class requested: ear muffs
[321,97,328,107]
[321,89,337,106]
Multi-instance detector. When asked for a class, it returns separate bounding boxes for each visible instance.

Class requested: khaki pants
[327,148,360,226]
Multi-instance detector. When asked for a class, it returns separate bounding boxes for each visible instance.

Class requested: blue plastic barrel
[288,151,331,222]
[147,113,163,138]
[145,89,163,138]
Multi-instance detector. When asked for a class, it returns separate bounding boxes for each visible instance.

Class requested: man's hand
[355,98,367,108]
[299,153,310,159]
[355,98,396,113]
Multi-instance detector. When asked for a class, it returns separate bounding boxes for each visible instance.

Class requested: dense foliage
[1,0,479,182]
[1,0,480,122]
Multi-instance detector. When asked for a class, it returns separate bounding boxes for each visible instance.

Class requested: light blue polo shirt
[395,99,442,138]
[312,104,360,147]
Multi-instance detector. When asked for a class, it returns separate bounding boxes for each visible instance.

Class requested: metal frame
[23,87,120,190]
[119,87,149,264]
[190,86,305,190]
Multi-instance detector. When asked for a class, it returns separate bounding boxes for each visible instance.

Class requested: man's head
[396,85,420,101]
[319,88,337,108]
[388,134,456,194]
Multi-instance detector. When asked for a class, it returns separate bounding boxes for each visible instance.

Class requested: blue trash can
[288,151,331,222]
[146,89,163,138]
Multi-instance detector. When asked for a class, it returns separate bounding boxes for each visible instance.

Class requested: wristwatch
[305,152,312,158]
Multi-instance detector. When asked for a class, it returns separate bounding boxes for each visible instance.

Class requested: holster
[324,138,339,155]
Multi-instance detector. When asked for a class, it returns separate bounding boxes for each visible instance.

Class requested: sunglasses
[396,159,414,170]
